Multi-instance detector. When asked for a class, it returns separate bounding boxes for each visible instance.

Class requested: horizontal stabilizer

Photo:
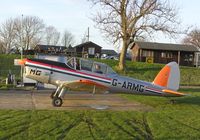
[162,89,187,96]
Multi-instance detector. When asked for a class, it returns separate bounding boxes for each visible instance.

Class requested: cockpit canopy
[65,57,116,75]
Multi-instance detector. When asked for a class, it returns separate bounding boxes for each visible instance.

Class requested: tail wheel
[52,97,63,107]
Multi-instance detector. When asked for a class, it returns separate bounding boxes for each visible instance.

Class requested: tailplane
[153,62,180,91]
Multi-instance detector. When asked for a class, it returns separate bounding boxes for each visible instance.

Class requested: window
[184,54,193,62]
[66,57,79,70]
[79,58,117,75]
[106,66,117,75]
[167,52,173,58]
[161,52,173,58]
[88,48,95,55]
[80,59,93,71]
[142,50,153,57]
[92,62,107,74]
[161,52,166,58]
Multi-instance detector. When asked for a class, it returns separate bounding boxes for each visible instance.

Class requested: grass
[121,88,200,139]
[0,88,199,139]
[0,110,146,140]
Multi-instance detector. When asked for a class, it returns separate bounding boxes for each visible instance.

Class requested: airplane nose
[18,58,27,65]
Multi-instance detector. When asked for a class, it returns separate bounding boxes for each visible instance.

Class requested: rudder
[153,62,180,91]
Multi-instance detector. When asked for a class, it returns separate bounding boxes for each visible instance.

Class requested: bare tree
[61,30,75,47]
[89,0,181,70]
[14,16,45,51]
[44,26,60,45]
[182,28,200,49]
[0,40,6,53]
[0,18,16,54]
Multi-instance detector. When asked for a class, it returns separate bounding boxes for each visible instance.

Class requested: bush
[0,84,15,89]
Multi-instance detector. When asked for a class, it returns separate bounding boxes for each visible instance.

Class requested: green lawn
[0,88,199,140]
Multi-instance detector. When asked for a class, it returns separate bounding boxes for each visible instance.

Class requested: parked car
[101,55,119,60]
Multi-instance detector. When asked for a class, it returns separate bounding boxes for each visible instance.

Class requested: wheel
[50,91,55,99]
[52,97,63,107]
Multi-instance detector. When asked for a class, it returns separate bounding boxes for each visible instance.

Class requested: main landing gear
[52,97,63,107]
[51,85,66,107]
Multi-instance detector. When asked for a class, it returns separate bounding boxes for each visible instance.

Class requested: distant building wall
[130,42,198,66]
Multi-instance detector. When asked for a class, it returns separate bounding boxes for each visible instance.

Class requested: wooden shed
[74,41,102,58]
[130,42,199,66]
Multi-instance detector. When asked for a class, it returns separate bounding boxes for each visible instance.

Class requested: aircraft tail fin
[153,62,180,91]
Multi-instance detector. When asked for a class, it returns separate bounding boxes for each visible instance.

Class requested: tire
[52,97,63,107]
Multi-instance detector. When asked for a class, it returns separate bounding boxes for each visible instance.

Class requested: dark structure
[34,44,76,56]
[23,49,35,55]
[22,42,102,57]
[130,42,199,66]
[101,49,118,56]
[65,45,76,57]
[35,45,66,54]
[74,41,102,58]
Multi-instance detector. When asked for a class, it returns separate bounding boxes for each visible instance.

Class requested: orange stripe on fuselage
[153,65,171,87]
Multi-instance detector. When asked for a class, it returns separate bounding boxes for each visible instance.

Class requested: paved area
[0,90,152,111]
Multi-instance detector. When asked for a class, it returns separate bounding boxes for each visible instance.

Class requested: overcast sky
[0,0,200,50]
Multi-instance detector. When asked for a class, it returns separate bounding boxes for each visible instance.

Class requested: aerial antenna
[86,27,89,42]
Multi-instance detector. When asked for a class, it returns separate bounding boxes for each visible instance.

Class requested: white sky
[0,0,200,51]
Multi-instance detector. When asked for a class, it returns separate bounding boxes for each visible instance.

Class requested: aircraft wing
[162,89,187,96]
[61,79,109,93]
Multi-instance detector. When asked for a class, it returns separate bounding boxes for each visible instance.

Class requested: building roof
[101,49,118,56]
[132,42,199,52]
[74,41,102,48]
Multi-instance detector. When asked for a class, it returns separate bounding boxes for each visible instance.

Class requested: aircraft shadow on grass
[175,95,200,106]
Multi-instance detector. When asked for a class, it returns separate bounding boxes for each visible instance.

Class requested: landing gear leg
[51,85,62,99]
[52,86,67,107]
[92,85,96,95]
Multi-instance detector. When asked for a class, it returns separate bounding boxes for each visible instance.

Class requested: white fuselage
[24,58,177,97]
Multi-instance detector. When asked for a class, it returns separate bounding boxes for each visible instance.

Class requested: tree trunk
[118,39,128,71]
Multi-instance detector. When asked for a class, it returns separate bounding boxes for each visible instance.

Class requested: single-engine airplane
[19,57,187,107]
